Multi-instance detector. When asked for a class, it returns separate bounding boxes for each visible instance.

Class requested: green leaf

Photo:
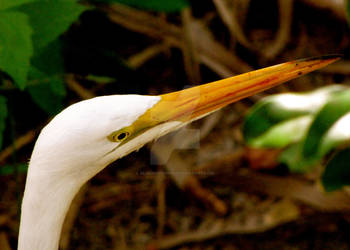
[319,113,350,156]
[0,11,33,89]
[31,38,64,76]
[322,147,350,192]
[0,0,36,11]
[85,74,115,84]
[49,77,66,97]
[244,85,350,174]
[0,95,7,149]
[94,0,189,12]
[29,39,66,114]
[279,143,319,173]
[16,0,89,51]
[243,101,307,145]
[28,67,65,115]
[249,116,312,148]
[346,0,350,25]
[28,80,65,115]
[243,85,345,144]
[303,89,350,158]
[244,83,350,189]
[0,163,28,175]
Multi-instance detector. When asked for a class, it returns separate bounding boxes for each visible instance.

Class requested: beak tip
[297,54,342,63]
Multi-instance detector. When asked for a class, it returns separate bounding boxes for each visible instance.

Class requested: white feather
[17,94,190,250]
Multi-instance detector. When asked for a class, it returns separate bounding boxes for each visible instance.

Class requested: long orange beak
[112,56,339,141]
[149,55,340,123]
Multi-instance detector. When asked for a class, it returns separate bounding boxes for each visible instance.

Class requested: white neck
[18,163,83,250]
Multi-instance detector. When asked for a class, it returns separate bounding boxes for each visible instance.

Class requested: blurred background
[1,0,350,249]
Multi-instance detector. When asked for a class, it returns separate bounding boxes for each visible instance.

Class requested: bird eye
[117,132,128,140]
[112,131,130,142]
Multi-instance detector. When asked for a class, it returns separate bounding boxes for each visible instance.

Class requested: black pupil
[117,132,127,140]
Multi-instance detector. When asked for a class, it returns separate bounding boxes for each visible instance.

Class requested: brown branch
[104,4,183,47]
[151,199,299,249]
[213,0,255,50]
[65,74,95,100]
[189,20,253,75]
[0,232,11,250]
[103,4,252,77]
[0,129,37,164]
[60,184,88,250]
[299,0,347,20]
[211,168,350,211]
[127,44,170,68]
[181,8,201,84]
[183,176,227,216]
[263,0,293,59]
[155,169,166,238]
[195,148,350,211]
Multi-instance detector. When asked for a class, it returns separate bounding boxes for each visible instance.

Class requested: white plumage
[19,95,167,250]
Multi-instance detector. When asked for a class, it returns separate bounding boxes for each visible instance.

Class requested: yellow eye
[109,131,130,142]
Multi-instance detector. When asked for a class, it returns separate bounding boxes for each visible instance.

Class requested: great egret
[17,56,338,250]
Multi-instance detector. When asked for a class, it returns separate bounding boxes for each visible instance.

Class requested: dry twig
[195,148,350,211]
[60,185,88,250]
[263,0,293,59]
[0,232,11,250]
[155,169,166,238]
[151,199,299,249]
[128,44,170,69]
[189,20,253,76]
[181,8,201,84]
[300,0,347,20]
[0,129,37,164]
[104,3,252,77]
[211,168,350,211]
[65,74,95,100]
[213,0,254,50]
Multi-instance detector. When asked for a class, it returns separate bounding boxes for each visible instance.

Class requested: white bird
[17,56,338,250]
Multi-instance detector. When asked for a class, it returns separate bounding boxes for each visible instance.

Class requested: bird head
[28,56,339,185]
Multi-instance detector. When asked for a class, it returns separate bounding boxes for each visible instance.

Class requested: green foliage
[0,11,33,89]
[346,0,350,25]
[28,39,66,115]
[0,0,36,11]
[0,0,87,89]
[243,85,345,146]
[27,67,66,115]
[31,39,64,76]
[93,0,189,12]
[0,163,28,175]
[0,0,87,153]
[0,96,7,149]
[16,1,89,51]
[243,85,350,191]
[303,90,350,157]
[85,75,116,84]
[278,142,318,172]
[322,147,350,192]
[0,1,88,89]
[248,116,311,148]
